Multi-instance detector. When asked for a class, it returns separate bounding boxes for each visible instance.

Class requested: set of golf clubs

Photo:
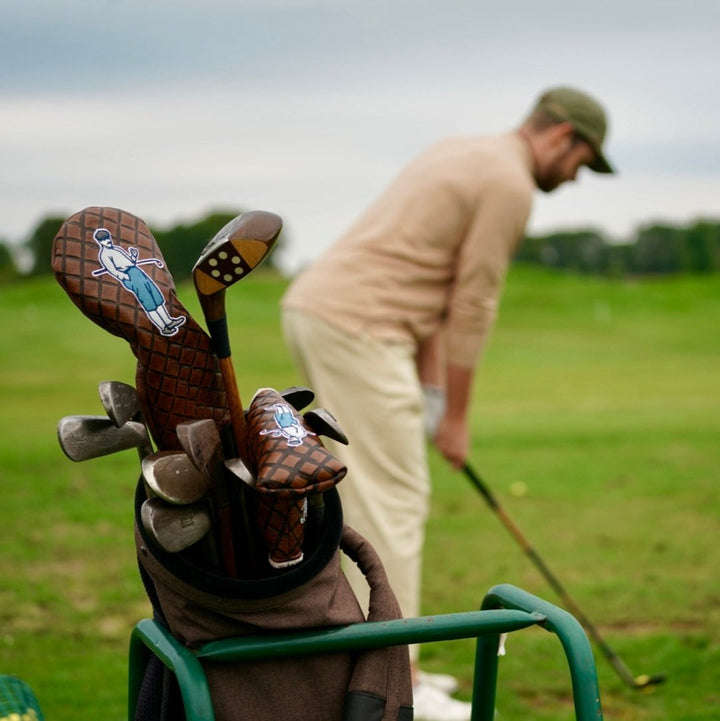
[57,380,220,560]
[58,379,345,575]
[56,210,354,581]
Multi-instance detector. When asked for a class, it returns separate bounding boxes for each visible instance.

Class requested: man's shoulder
[421,133,534,194]
[428,132,514,154]
[425,132,528,167]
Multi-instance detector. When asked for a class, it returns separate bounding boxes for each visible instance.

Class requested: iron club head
[141,450,212,505]
[303,408,349,445]
[98,380,142,427]
[58,415,150,461]
[279,386,315,412]
[175,418,225,483]
[141,497,212,553]
[224,456,256,487]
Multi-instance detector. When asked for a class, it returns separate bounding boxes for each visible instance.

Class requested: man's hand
[433,414,469,469]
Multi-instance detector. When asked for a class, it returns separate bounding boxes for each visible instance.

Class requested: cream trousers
[282,309,431,631]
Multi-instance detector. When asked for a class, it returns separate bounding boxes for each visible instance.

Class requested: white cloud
[1,0,719,276]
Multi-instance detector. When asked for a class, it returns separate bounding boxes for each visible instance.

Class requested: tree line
[0,209,284,284]
[516,219,720,276]
[1,211,719,283]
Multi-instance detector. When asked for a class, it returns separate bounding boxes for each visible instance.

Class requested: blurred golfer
[282,86,615,721]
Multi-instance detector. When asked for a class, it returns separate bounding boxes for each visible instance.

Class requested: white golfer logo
[92,228,186,336]
[259,403,314,447]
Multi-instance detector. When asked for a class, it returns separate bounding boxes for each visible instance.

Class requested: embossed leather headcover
[52,206,229,451]
[245,387,347,567]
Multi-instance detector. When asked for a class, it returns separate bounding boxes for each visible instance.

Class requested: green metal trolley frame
[128,583,603,721]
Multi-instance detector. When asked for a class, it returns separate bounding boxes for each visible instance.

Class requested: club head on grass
[141,450,212,505]
[98,380,142,427]
[141,497,212,553]
[303,408,349,445]
[633,673,667,690]
[58,415,150,461]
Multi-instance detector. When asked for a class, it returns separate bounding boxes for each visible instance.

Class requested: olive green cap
[535,86,615,174]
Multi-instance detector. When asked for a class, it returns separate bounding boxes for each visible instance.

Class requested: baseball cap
[534,86,615,174]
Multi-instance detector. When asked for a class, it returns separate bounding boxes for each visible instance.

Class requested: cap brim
[588,150,615,174]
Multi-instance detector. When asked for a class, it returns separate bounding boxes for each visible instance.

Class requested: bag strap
[340,525,413,721]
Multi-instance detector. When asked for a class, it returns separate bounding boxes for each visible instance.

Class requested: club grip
[207,317,232,359]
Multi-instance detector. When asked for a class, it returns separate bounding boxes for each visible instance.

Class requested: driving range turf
[1,264,718,720]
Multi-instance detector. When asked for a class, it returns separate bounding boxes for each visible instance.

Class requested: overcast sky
[2,0,719,273]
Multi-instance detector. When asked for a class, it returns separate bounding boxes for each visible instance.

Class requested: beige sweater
[282,132,535,368]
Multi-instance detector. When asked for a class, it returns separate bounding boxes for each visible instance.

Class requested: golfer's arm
[444,362,473,424]
[416,330,445,386]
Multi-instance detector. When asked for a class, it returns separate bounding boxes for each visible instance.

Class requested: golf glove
[422,384,446,439]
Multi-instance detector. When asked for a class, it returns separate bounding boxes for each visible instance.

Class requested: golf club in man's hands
[461,461,666,690]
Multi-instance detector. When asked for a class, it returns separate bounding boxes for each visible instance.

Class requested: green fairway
[1,265,718,720]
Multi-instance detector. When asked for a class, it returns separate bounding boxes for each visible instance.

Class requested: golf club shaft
[462,462,663,690]
[192,211,282,577]
[197,289,254,578]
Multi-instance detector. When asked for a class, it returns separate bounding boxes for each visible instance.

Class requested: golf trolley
[128,582,604,721]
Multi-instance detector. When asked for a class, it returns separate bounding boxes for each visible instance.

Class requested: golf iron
[58,415,150,462]
[141,450,212,505]
[98,380,143,427]
[141,496,212,553]
[462,461,666,690]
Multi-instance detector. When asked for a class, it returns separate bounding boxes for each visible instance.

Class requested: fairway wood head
[303,408,349,445]
[279,386,315,412]
[192,210,282,297]
[58,415,150,461]
[141,450,212,504]
[98,380,142,427]
[175,418,225,483]
[141,497,211,553]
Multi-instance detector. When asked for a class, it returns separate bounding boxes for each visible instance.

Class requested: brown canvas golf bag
[134,487,413,721]
[52,207,413,721]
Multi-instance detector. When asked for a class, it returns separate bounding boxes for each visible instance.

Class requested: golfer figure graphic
[92,227,186,336]
[259,402,314,447]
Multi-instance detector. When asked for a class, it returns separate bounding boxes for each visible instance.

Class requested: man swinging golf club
[282,86,616,720]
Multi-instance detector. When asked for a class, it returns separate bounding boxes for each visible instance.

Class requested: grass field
[1,265,718,720]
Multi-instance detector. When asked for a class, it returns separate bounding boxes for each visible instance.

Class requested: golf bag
[133,485,413,721]
[0,674,45,721]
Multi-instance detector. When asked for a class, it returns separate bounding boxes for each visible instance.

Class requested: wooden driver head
[193,211,283,297]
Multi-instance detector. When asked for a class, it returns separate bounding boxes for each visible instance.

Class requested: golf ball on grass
[510,481,527,497]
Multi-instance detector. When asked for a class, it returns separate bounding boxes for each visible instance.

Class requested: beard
[535,165,565,193]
